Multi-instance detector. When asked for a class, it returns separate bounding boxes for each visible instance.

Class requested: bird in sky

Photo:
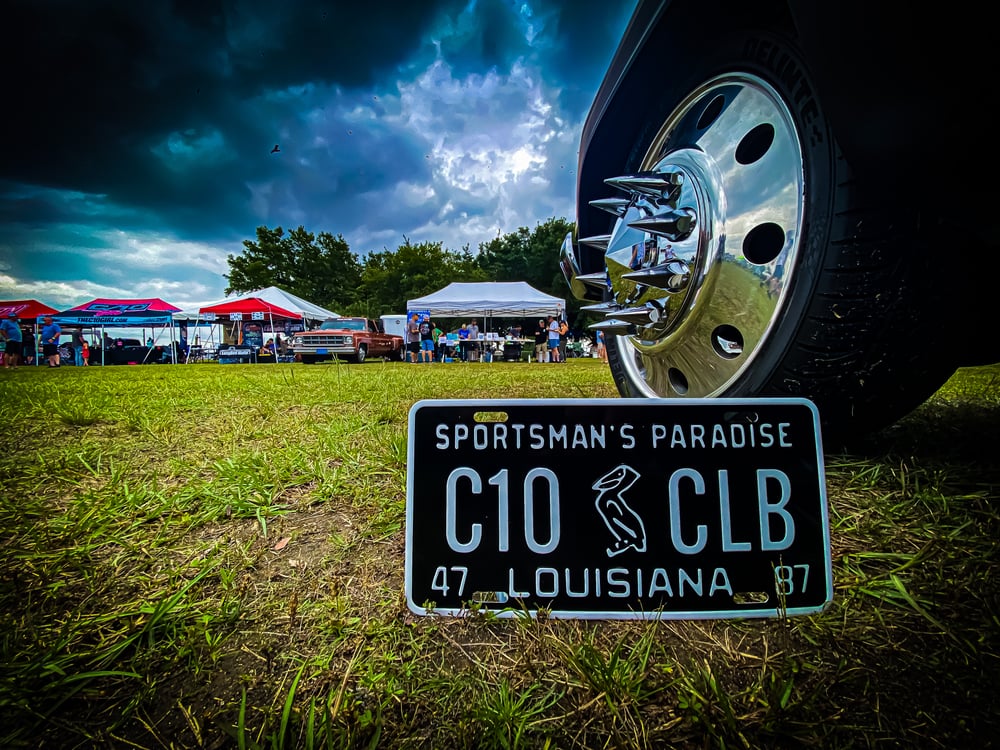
[270,144,280,153]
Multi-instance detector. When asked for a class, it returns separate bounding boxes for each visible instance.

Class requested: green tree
[225,226,362,311]
[355,238,487,318]
[475,217,580,321]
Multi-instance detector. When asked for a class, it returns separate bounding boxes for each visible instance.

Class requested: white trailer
[380,314,408,337]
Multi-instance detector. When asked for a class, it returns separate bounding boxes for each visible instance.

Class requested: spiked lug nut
[622,261,690,292]
[589,319,634,335]
[628,208,697,240]
[578,234,611,251]
[589,197,631,216]
[608,304,661,325]
[581,301,621,315]
[605,169,684,198]
[577,271,610,293]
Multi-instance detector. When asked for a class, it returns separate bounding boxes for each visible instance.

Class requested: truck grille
[301,335,350,347]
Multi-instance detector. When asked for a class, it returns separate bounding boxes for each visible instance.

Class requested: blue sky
[0,0,637,312]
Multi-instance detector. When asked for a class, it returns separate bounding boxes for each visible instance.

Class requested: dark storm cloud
[2,0,456,213]
[0,0,637,308]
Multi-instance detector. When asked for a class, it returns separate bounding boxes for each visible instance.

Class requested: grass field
[1,358,997,749]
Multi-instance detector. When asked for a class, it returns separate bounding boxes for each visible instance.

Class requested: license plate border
[405,397,832,620]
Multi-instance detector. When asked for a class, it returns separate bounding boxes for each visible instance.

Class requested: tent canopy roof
[179,286,339,322]
[198,298,302,320]
[63,297,181,313]
[407,281,566,318]
[0,299,59,320]
[47,298,181,326]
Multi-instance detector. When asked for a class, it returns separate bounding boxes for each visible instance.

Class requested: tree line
[224,218,585,326]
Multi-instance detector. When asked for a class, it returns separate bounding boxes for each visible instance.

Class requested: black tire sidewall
[604,22,953,441]
[608,26,836,394]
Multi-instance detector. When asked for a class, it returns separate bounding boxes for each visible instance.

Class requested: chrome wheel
[581,73,804,399]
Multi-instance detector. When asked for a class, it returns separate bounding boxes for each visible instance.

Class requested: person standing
[22,327,35,366]
[406,313,421,363]
[418,317,435,362]
[40,315,61,367]
[468,319,480,361]
[534,319,548,363]
[558,318,569,363]
[432,321,444,361]
[596,329,607,362]
[0,313,22,369]
[547,316,561,363]
[73,332,87,367]
[457,323,470,361]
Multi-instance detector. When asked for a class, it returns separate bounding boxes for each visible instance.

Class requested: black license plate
[406,398,832,619]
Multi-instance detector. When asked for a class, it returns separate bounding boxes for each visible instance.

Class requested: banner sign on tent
[47,298,182,327]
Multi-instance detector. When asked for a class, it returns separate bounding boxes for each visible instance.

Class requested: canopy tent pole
[268,312,277,362]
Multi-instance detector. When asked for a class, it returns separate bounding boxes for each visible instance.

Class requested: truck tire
[353,345,367,364]
[590,19,955,445]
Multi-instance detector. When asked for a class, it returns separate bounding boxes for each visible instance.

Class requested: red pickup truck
[290,317,405,364]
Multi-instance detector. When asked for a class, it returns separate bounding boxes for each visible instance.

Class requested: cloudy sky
[0,0,637,312]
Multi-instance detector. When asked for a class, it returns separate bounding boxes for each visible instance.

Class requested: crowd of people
[401,312,597,364]
[533,315,572,363]
[0,315,194,368]
[0,314,607,368]
[0,314,57,368]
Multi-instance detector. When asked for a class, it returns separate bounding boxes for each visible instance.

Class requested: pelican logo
[593,464,647,557]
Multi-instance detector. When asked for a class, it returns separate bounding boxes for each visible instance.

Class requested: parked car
[560,0,994,444]
[291,317,405,364]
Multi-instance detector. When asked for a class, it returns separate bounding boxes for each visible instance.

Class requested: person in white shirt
[547,316,561,362]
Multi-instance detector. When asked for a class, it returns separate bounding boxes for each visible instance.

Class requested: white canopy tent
[176,286,339,324]
[174,286,340,359]
[407,282,565,322]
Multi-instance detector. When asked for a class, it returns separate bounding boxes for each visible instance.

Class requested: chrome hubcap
[579,73,805,397]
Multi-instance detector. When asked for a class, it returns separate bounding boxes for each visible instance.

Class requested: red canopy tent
[197,297,303,361]
[48,298,183,365]
[198,298,302,320]
[50,297,182,326]
[0,299,59,320]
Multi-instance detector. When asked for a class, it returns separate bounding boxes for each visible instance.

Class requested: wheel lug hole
[743,222,785,265]
[712,325,744,360]
[696,94,726,131]
[668,367,689,394]
[735,123,775,165]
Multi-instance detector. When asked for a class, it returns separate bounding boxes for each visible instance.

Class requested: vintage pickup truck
[290,317,405,364]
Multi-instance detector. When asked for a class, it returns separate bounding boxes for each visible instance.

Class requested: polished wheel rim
[582,73,804,397]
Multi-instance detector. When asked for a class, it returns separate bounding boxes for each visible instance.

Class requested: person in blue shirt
[547,316,561,363]
[596,328,607,362]
[0,314,23,369]
[457,323,470,361]
[40,315,62,367]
